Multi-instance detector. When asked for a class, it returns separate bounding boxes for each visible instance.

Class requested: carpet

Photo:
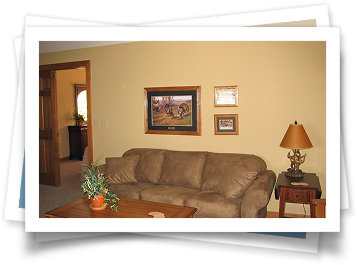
[39,160,86,218]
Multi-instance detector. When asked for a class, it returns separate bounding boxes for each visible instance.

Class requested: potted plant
[73,108,85,126]
[81,156,119,211]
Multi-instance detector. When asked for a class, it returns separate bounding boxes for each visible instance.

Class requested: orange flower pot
[91,195,105,208]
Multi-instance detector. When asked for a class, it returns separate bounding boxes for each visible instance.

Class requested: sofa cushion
[122,148,167,183]
[105,155,139,184]
[186,190,242,218]
[109,182,156,200]
[140,185,200,206]
[159,150,208,189]
[201,152,266,200]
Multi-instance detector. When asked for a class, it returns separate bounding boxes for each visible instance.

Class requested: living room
[39,40,326,217]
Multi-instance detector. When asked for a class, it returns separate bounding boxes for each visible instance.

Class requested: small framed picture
[214,86,238,107]
[214,114,239,135]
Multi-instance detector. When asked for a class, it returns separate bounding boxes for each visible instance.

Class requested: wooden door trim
[39,70,60,186]
[40,60,93,165]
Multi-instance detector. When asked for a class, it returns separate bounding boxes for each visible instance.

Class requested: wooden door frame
[40,60,93,165]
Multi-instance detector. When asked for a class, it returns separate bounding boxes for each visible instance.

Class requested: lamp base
[285,168,304,178]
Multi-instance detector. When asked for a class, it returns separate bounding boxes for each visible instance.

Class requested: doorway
[39,60,93,186]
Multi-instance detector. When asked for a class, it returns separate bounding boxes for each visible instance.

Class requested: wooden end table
[274,172,322,218]
[44,197,197,218]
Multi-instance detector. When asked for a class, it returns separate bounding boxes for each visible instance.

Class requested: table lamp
[280,121,313,177]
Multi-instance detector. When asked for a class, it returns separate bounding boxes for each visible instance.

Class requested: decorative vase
[90,194,105,208]
[76,120,84,126]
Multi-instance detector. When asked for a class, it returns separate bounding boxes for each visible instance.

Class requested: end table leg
[316,204,325,218]
[310,190,316,218]
[279,188,287,218]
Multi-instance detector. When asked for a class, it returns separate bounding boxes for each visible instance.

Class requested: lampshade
[280,122,313,149]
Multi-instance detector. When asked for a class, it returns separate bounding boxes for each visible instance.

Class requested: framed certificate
[214,86,238,107]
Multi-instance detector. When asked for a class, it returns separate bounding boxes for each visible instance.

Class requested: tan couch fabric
[105,155,139,184]
[122,148,167,183]
[101,148,276,218]
[140,184,200,206]
[159,150,208,189]
[202,152,266,200]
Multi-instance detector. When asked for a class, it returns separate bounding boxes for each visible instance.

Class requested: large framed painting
[144,86,201,135]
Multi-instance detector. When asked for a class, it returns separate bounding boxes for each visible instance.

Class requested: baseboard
[266,211,310,218]
[59,157,70,162]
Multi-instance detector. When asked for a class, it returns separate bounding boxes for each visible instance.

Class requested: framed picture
[214,114,239,135]
[214,86,238,107]
[144,86,201,135]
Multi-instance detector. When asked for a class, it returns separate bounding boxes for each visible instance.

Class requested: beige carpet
[39,160,86,218]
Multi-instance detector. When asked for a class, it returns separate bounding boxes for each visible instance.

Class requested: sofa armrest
[240,170,276,218]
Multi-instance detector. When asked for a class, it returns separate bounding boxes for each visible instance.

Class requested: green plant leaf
[81,155,118,210]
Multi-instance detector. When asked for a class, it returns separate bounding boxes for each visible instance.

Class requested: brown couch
[98,148,276,218]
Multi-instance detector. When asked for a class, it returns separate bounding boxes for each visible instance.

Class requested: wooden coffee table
[44,197,197,218]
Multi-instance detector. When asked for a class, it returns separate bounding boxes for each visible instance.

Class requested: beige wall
[56,68,86,158]
[40,41,326,213]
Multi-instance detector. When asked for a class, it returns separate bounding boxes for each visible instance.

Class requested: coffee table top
[44,197,197,218]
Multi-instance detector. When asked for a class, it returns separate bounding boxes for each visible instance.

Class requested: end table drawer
[286,189,309,203]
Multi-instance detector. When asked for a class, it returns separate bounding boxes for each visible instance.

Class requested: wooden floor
[266,211,310,218]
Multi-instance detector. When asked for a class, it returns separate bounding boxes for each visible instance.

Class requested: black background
[147,90,198,132]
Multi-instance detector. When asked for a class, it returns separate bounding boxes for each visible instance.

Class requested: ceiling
[39,41,129,54]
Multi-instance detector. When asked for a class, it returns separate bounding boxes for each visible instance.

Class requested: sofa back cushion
[105,155,139,184]
[159,150,208,189]
[201,152,267,200]
[122,148,167,184]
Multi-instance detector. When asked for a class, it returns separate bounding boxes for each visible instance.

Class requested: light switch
[94,119,100,126]
[100,119,108,127]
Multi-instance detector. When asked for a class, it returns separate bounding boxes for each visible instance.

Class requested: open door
[39,60,93,178]
[39,70,61,186]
